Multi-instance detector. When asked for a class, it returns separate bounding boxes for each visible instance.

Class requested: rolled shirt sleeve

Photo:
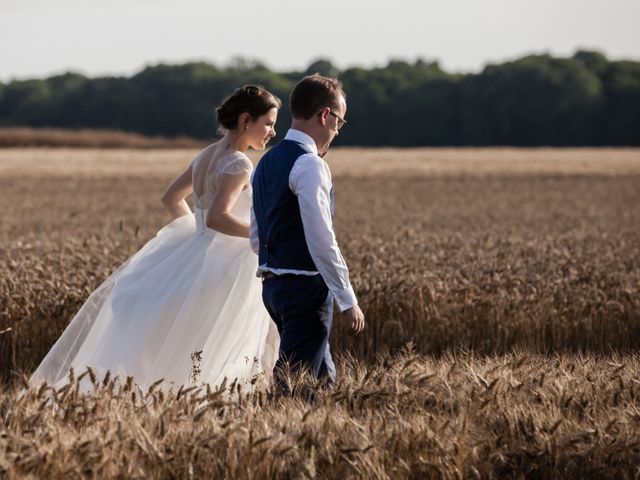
[290,154,358,311]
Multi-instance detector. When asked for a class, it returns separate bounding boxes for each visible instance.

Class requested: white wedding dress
[29,145,280,393]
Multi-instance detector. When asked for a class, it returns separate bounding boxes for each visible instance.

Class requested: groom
[250,74,365,390]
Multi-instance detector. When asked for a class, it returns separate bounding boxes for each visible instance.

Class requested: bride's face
[246,108,278,150]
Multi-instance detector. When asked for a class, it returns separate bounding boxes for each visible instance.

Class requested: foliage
[0,51,639,145]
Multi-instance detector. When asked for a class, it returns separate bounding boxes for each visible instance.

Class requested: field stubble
[1,147,640,478]
[3,349,640,478]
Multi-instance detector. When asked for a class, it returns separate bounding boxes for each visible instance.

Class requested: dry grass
[329,147,640,177]
[3,350,640,478]
[0,127,205,149]
[1,147,640,478]
[1,150,638,375]
[2,146,640,178]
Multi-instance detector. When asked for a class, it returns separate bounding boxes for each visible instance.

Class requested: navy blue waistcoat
[252,140,318,271]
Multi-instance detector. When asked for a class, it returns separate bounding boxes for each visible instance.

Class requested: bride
[29,85,282,392]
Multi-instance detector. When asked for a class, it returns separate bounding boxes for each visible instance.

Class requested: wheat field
[1,147,640,478]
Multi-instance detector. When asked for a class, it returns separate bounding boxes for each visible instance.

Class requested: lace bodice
[191,145,253,233]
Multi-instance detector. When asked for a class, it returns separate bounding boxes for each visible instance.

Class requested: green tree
[0,52,638,146]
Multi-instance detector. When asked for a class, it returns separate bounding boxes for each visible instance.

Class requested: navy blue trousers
[261,274,336,390]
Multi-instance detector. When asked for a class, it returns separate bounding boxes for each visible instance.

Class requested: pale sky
[1,0,639,82]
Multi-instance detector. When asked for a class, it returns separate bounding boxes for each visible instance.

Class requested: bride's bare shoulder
[191,142,225,171]
[215,149,250,165]
[198,141,222,158]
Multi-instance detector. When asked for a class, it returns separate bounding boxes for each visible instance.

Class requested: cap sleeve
[216,152,253,177]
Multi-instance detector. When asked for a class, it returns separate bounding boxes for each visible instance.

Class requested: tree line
[0,51,638,146]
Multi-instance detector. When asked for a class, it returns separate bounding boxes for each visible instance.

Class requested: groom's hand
[344,305,365,334]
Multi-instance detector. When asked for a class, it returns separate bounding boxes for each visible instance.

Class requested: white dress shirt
[250,129,358,312]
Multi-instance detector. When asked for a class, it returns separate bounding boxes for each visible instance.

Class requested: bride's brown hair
[216,85,282,131]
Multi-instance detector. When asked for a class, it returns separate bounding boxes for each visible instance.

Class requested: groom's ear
[317,107,330,126]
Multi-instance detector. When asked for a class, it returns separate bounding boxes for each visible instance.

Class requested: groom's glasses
[329,110,347,130]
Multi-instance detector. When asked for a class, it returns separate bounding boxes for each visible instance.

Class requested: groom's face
[320,95,347,155]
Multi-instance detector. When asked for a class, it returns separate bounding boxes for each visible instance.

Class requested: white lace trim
[193,150,252,210]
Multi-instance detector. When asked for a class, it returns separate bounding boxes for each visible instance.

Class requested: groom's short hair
[290,74,346,120]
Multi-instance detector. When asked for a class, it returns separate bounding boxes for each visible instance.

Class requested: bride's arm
[206,171,250,237]
[161,164,193,219]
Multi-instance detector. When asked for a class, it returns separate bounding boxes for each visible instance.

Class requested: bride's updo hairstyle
[216,85,282,131]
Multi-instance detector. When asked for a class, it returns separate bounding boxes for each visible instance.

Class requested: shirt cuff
[332,284,358,312]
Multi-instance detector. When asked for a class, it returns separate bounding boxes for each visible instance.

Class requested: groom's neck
[290,121,322,152]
